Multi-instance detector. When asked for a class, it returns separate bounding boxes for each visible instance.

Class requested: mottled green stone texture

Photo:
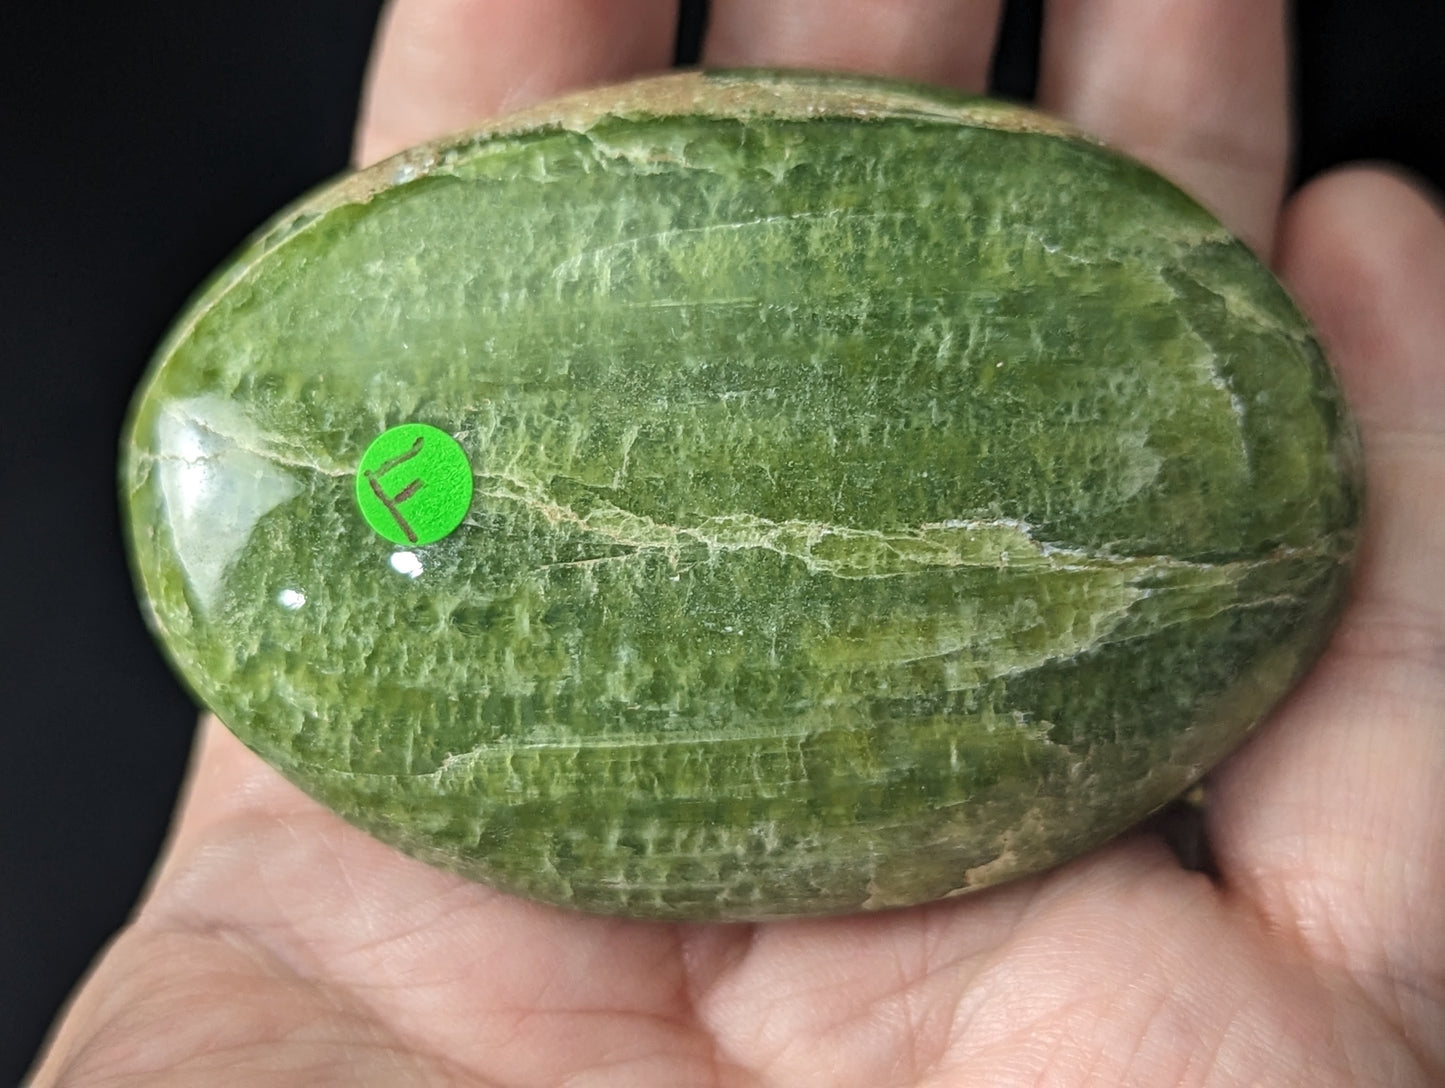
[123,70,1361,920]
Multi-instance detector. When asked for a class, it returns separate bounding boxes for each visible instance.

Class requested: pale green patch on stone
[122,71,1361,920]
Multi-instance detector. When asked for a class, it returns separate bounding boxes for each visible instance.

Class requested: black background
[2,2,1441,1080]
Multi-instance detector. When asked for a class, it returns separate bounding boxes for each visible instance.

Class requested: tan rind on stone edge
[344,70,1083,215]
[371,69,1085,196]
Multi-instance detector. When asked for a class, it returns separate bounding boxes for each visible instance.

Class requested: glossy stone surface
[123,71,1361,919]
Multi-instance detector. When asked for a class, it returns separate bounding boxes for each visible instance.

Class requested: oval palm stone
[123,70,1361,920]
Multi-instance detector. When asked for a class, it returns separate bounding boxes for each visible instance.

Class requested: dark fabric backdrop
[2,2,1440,1080]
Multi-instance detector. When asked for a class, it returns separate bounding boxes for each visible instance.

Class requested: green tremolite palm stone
[122,70,1361,920]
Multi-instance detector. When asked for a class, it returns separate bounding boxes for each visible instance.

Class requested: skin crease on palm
[31,1,1445,1085]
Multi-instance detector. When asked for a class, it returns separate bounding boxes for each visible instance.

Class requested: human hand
[32,2,1445,1084]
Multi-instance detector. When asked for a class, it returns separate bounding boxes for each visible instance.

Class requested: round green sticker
[355,423,473,546]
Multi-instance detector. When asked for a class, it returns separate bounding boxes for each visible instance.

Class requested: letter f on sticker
[364,435,426,544]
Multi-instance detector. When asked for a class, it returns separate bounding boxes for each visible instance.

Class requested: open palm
[35,2,1445,1085]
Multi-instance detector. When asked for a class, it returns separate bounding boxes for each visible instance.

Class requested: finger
[356,0,679,165]
[1036,0,1289,256]
[1209,168,1445,1032]
[703,0,1005,93]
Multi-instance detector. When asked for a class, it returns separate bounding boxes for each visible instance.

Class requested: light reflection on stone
[389,550,424,578]
[154,395,301,613]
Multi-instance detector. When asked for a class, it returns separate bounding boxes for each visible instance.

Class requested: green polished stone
[122,70,1361,920]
